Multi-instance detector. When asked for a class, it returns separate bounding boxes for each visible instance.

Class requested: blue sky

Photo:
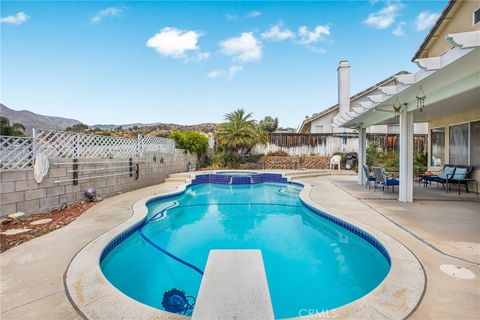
[1,1,446,127]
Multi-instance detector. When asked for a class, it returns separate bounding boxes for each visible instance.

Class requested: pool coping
[64,171,425,320]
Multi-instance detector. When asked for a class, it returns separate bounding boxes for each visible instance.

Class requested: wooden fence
[253,133,427,156]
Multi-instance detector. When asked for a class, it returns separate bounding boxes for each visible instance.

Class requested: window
[315,125,324,133]
[474,8,480,25]
[449,123,469,165]
[430,128,445,166]
[470,121,480,168]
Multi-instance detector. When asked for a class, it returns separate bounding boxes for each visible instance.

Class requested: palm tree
[216,109,267,156]
[0,117,26,136]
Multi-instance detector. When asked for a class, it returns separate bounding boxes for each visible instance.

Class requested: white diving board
[191,250,275,320]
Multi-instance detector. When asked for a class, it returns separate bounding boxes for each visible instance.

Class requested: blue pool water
[101,182,390,319]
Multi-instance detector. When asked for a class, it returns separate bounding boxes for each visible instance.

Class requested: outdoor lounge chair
[363,164,376,189]
[430,166,456,192]
[373,167,399,193]
[420,164,453,187]
[448,166,476,195]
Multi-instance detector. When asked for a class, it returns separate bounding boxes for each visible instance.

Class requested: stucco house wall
[421,1,480,59]
[428,108,480,182]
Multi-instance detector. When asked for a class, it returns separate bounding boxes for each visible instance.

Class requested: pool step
[164,172,195,183]
[192,250,274,320]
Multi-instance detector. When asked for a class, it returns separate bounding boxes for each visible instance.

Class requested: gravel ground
[0,201,97,253]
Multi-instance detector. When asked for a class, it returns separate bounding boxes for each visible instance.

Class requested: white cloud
[298,25,330,45]
[363,3,403,29]
[306,46,326,54]
[226,14,238,21]
[208,65,244,79]
[261,23,295,41]
[220,32,262,63]
[91,7,123,24]
[247,10,261,19]
[208,70,224,78]
[228,65,244,77]
[1,11,29,25]
[392,21,406,37]
[415,12,439,31]
[146,27,209,62]
[227,10,261,21]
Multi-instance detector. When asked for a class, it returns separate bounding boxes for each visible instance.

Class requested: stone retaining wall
[0,151,196,217]
[238,156,334,170]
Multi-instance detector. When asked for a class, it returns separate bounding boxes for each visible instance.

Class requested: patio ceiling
[334,31,480,129]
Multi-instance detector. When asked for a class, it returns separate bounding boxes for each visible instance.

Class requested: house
[333,0,480,202]
[298,69,428,135]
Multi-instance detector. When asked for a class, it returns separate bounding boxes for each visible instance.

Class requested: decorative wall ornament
[416,85,426,112]
[393,97,402,118]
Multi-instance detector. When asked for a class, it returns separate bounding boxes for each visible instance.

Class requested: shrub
[169,131,209,167]
[267,150,289,156]
[208,152,241,169]
[414,151,428,175]
[169,131,208,155]
[366,142,381,168]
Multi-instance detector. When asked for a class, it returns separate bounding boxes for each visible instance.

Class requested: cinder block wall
[0,150,196,217]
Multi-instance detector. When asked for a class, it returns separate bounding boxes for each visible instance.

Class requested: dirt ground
[0,201,97,252]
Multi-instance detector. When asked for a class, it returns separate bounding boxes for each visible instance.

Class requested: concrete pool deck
[1,173,479,319]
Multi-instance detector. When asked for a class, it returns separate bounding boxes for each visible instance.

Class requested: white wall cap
[395,73,415,85]
[446,31,480,49]
[379,86,397,95]
[414,56,442,71]
[368,94,385,103]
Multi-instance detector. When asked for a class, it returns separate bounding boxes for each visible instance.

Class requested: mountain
[0,104,82,135]
[97,122,219,138]
[1,104,219,136]
[91,123,162,130]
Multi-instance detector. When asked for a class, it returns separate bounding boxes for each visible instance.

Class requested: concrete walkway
[1,175,479,319]
[0,182,183,319]
[303,175,479,320]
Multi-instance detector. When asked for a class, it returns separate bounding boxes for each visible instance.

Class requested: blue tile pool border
[100,173,391,265]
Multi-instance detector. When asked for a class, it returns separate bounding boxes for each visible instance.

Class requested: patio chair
[420,164,452,187]
[373,167,399,193]
[362,164,376,189]
[330,155,341,170]
[431,166,456,192]
[448,166,475,195]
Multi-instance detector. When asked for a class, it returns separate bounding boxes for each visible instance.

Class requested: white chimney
[338,60,351,114]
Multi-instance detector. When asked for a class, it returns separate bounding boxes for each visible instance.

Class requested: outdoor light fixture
[416,85,426,112]
[393,97,402,118]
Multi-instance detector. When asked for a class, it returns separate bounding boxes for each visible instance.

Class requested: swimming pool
[100,177,390,319]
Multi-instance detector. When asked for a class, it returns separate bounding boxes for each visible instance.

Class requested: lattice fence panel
[34,129,176,160]
[141,135,176,154]
[1,130,177,170]
[0,136,34,170]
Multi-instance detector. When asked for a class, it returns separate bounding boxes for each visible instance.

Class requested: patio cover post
[358,126,366,185]
[399,108,414,202]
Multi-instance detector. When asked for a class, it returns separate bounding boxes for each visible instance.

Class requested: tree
[0,117,26,136]
[66,123,89,132]
[259,116,279,132]
[216,109,268,156]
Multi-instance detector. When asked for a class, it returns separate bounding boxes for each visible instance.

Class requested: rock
[30,218,53,226]
[0,217,13,226]
[1,228,31,236]
[7,212,24,220]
